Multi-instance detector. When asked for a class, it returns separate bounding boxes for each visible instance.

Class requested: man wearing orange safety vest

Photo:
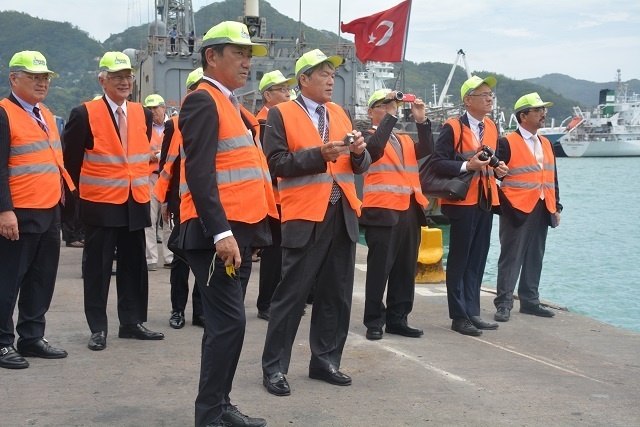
[427,76,509,337]
[153,68,204,330]
[254,69,295,322]
[360,89,434,341]
[178,22,276,427]
[494,93,562,322]
[143,93,172,271]
[261,49,371,396]
[63,52,164,352]
[0,51,75,369]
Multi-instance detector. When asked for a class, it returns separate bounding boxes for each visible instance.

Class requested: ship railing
[146,35,202,55]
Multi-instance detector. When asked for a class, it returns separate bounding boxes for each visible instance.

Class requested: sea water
[440,157,640,333]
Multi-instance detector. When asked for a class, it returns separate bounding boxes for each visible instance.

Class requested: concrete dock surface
[4,243,640,426]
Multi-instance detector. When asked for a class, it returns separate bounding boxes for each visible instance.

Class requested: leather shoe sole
[88,332,106,351]
[385,324,424,338]
[263,372,291,396]
[366,328,383,340]
[469,316,499,330]
[309,367,352,386]
[17,339,68,359]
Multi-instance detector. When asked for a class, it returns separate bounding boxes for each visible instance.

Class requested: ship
[558,70,640,157]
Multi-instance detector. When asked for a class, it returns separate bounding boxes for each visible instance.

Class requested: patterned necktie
[478,121,484,144]
[229,93,240,115]
[389,132,404,165]
[315,104,341,204]
[32,106,48,134]
[116,107,128,155]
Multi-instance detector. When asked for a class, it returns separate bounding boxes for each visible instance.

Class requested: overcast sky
[4,0,640,82]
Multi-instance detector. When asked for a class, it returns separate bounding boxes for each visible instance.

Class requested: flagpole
[400,0,412,94]
[338,0,342,54]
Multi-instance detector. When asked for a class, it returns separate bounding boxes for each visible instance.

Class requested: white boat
[559,70,640,157]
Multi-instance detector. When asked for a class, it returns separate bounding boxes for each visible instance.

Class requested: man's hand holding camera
[467,146,508,178]
[321,130,366,162]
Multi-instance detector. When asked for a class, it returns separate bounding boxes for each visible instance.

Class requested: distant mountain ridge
[2,0,636,122]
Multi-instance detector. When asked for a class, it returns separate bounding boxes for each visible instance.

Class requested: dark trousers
[262,202,355,375]
[363,207,420,329]
[257,215,282,311]
[495,200,549,309]
[0,220,60,347]
[61,187,83,244]
[83,225,148,333]
[187,246,252,427]
[170,258,202,316]
[442,205,493,320]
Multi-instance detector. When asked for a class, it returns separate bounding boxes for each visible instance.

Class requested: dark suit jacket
[360,113,434,227]
[497,129,563,227]
[62,96,153,231]
[177,80,256,250]
[0,94,61,233]
[263,98,371,248]
[158,119,181,215]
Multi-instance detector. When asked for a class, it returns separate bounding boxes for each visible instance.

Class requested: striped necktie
[315,104,341,204]
[229,93,240,115]
[32,106,48,134]
[478,121,484,144]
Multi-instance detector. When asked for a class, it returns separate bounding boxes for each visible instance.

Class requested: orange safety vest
[255,106,268,122]
[500,131,557,214]
[153,116,180,203]
[362,130,428,210]
[179,84,277,224]
[276,100,361,222]
[149,125,163,175]
[440,117,500,207]
[80,100,150,204]
[255,105,281,205]
[0,99,75,208]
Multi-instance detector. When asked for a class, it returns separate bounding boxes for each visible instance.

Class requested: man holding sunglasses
[494,93,562,322]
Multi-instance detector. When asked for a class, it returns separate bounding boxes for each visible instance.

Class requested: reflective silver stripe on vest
[216,167,263,185]
[132,176,149,187]
[333,173,355,184]
[367,163,419,174]
[84,152,127,164]
[462,149,476,158]
[166,153,178,163]
[160,169,171,180]
[79,176,130,188]
[129,153,151,163]
[9,140,51,156]
[50,140,62,151]
[217,134,255,153]
[544,163,555,171]
[507,164,541,175]
[179,182,190,196]
[262,169,272,183]
[544,182,556,190]
[8,163,59,176]
[500,181,541,189]
[363,184,412,195]
[279,174,333,191]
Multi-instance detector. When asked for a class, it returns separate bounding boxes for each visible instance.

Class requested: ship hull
[560,138,640,157]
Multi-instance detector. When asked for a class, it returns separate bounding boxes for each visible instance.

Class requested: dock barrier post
[415,226,446,283]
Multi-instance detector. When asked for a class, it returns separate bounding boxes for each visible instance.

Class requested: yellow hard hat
[185,67,203,90]
[460,75,497,101]
[9,51,58,77]
[259,70,296,93]
[144,94,165,107]
[99,51,134,73]
[200,21,267,57]
[367,89,401,108]
[514,92,553,113]
[295,49,342,79]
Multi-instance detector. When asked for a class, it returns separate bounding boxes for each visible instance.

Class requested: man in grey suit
[261,49,371,396]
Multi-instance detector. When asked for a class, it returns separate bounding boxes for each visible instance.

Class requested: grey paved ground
[3,243,640,426]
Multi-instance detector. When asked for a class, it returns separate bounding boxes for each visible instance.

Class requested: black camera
[478,145,500,167]
[343,133,355,146]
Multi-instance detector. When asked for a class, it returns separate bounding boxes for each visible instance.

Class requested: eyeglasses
[529,107,546,113]
[467,92,494,99]
[20,73,51,83]
[107,75,135,83]
[372,100,395,108]
[267,87,289,93]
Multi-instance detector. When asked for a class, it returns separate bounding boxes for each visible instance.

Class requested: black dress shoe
[17,338,68,359]
[520,304,555,317]
[469,316,499,330]
[366,327,383,340]
[385,322,424,338]
[451,318,482,336]
[221,405,267,427]
[257,308,270,321]
[192,314,206,327]
[118,324,164,340]
[309,365,352,386]
[169,311,185,329]
[263,372,290,396]
[0,345,29,369]
[205,421,231,427]
[88,332,106,351]
[495,307,511,322]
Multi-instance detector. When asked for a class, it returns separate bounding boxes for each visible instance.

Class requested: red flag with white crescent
[340,0,411,63]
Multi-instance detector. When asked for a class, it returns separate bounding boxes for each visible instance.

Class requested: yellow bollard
[415,226,446,283]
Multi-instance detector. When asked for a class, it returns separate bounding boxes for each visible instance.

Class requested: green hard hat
[185,67,203,90]
[99,51,134,73]
[9,50,58,77]
[200,21,267,57]
[460,75,497,101]
[259,70,296,93]
[514,92,553,113]
[367,88,402,108]
[295,49,342,79]
[144,94,165,107]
